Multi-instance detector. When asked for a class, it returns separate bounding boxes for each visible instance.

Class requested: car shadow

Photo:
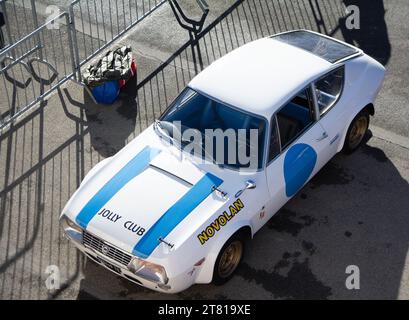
[241,132,409,299]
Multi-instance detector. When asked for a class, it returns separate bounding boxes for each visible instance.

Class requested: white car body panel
[60,30,385,293]
[319,54,386,154]
[265,121,328,219]
[189,37,332,119]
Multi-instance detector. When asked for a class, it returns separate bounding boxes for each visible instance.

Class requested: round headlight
[127,257,168,284]
[60,215,82,243]
[127,257,145,273]
[60,215,82,233]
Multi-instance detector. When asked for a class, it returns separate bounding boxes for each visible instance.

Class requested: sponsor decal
[124,220,146,236]
[197,198,244,245]
[97,208,122,223]
[96,207,146,236]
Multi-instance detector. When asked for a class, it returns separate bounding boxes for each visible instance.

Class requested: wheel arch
[337,102,374,153]
[194,223,253,284]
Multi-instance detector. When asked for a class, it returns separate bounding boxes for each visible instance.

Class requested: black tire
[342,109,370,154]
[212,232,245,285]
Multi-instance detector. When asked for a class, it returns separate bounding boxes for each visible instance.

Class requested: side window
[276,87,314,150]
[268,117,280,162]
[315,67,344,115]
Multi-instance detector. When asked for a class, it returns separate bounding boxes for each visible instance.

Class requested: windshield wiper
[154,120,181,142]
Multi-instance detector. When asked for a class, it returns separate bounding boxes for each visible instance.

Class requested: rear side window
[275,87,315,150]
[315,67,344,116]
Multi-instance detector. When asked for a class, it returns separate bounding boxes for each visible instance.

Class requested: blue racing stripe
[76,146,161,229]
[133,172,223,258]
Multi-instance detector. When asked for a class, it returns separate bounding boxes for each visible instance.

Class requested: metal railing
[0,11,4,49]
[0,0,347,132]
[0,0,167,131]
[0,0,40,49]
[69,0,166,80]
[0,12,76,130]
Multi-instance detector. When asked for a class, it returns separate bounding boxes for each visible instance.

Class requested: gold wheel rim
[218,241,243,279]
[349,116,368,149]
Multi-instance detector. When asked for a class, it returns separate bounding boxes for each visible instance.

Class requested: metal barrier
[69,0,167,80]
[0,0,40,49]
[169,0,209,74]
[0,11,4,49]
[0,0,167,131]
[0,12,76,130]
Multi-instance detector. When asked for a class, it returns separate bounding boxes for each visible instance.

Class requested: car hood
[62,132,229,258]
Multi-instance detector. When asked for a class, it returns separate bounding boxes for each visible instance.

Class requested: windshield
[158,88,266,170]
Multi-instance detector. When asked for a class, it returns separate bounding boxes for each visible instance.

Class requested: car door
[313,65,347,162]
[263,85,330,220]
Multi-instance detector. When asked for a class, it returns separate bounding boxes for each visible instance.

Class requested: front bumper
[63,227,194,293]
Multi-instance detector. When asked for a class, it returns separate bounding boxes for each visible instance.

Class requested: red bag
[118,59,137,88]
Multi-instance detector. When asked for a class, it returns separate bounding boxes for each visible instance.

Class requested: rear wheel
[343,110,370,154]
[212,233,244,285]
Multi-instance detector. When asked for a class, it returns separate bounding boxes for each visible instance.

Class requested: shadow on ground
[340,0,391,65]
[62,76,139,158]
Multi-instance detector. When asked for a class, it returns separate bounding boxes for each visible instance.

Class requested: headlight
[60,215,81,231]
[60,215,82,242]
[127,257,168,285]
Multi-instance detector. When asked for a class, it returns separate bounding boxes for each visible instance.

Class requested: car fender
[336,56,385,152]
[81,157,112,186]
[195,220,253,284]
[336,99,374,153]
[60,157,112,219]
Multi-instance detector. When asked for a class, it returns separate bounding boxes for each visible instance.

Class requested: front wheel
[212,233,244,285]
[342,110,370,154]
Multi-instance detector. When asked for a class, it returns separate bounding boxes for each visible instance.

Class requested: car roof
[189,32,355,119]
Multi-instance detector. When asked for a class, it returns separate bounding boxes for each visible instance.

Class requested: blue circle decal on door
[284,143,317,197]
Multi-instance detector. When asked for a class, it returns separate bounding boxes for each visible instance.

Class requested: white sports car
[60,30,385,293]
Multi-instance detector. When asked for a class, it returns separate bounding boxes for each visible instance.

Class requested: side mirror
[235,180,256,198]
[245,180,256,190]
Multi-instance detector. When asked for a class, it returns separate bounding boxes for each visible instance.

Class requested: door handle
[316,131,328,141]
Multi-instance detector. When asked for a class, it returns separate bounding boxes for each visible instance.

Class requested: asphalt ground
[0,0,408,299]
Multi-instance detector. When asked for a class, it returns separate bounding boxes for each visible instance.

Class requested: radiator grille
[82,230,132,267]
